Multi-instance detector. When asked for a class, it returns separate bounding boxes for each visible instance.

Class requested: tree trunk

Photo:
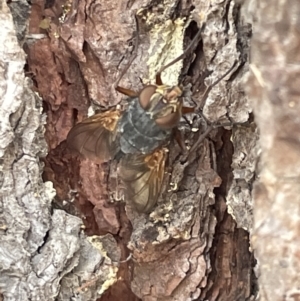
[245,0,300,300]
[7,0,300,299]
[1,1,122,300]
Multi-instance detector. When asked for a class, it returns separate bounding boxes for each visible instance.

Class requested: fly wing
[119,149,167,213]
[67,110,121,162]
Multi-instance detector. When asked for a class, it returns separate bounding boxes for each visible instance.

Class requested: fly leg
[114,14,140,90]
[155,24,205,85]
[186,61,239,156]
[115,86,138,97]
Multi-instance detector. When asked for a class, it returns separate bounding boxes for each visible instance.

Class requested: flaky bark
[0,0,270,300]
[0,1,120,300]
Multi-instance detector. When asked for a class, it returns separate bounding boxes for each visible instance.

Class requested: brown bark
[0,0,265,300]
[0,1,121,300]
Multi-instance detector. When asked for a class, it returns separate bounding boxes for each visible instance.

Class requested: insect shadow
[67,19,237,213]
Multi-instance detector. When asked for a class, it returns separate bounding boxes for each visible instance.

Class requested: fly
[66,19,236,213]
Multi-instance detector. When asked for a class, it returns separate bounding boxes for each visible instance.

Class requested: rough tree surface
[245,0,300,300]
[0,0,266,300]
[0,0,121,300]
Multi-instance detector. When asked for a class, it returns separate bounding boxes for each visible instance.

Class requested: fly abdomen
[118,98,170,154]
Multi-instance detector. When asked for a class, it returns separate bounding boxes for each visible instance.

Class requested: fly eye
[139,85,157,109]
[155,110,181,129]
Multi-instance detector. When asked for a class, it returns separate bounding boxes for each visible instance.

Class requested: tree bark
[245,0,300,300]
[0,1,122,300]
[0,0,267,300]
